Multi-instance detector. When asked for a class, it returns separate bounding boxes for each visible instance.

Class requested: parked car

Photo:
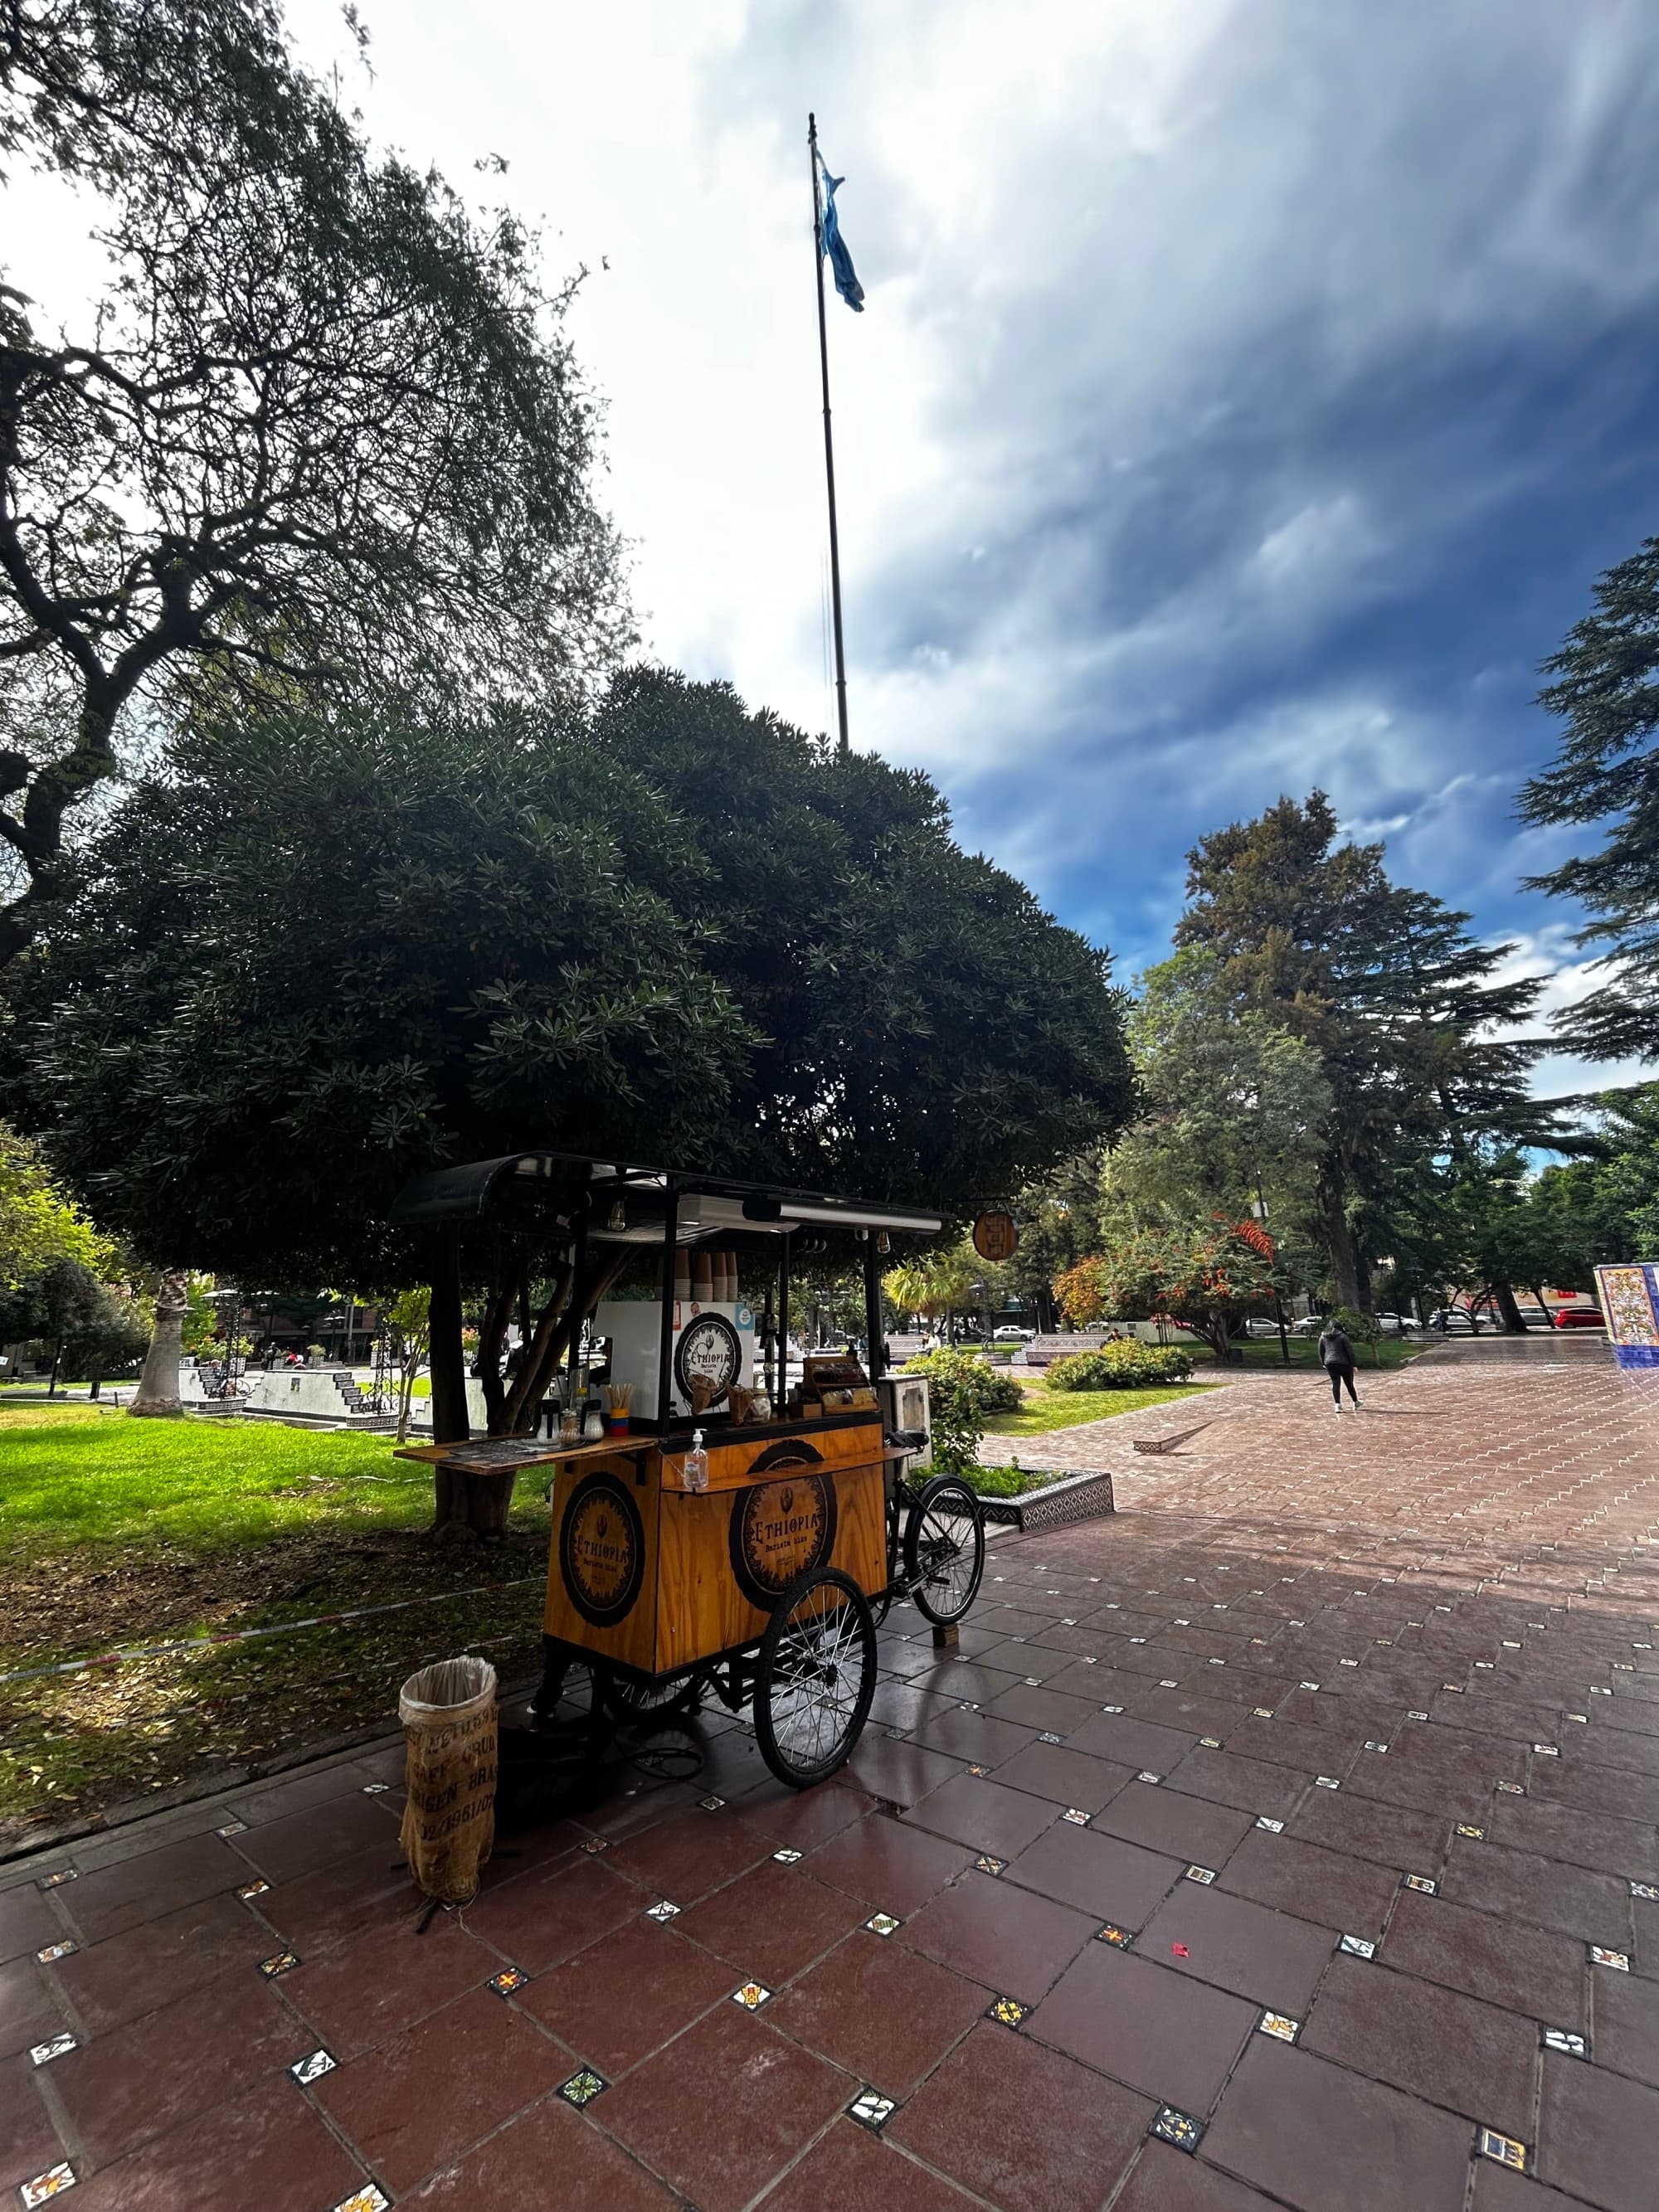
[992,1324,1037,1343]
[1428,1308,1477,1333]
[1243,1317,1284,1338]
[1374,1313,1418,1334]
[1552,1305,1603,1330]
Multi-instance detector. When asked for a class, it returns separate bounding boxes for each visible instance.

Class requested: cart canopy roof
[387,1150,943,1243]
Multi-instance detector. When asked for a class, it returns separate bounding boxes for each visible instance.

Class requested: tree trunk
[129,1271,188,1417]
[1321,1181,1365,1310]
[1491,1279,1528,1334]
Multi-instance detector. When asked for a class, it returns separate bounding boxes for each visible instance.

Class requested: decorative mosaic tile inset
[1185,1865,1216,1886]
[645,1899,683,1923]
[1544,2029,1588,2058]
[975,1855,1007,1877]
[35,1869,76,1890]
[1151,2106,1204,2152]
[732,1981,773,2010]
[330,2189,391,2212]
[34,1941,76,1964]
[957,1702,981,1714]
[489,1967,530,1997]
[1339,1934,1376,1959]
[1496,1781,1525,1795]
[985,1996,1029,2029]
[29,2033,77,2067]
[966,1765,989,1778]
[1102,1704,1125,1714]
[214,1820,248,1837]
[289,2049,337,2085]
[236,1879,270,1901]
[1136,1772,1164,1786]
[1531,1744,1559,1757]
[1456,1824,1486,1840]
[1406,1710,1429,1722]
[1258,2010,1300,2043]
[1097,1923,1132,1947]
[1477,2128,1527,2171]
[1157,1680,1179,1689]
[849,2088,898,2132]
[1315,1776,1341,1791]
[1199,1736,1223,1749]
[1255,1816,1284,1833]
[18,2165,76,2208]
[1299,1681,1321,1692]
[1062,1808,1091,1827]
[557,2068,607,2109]
[1364,1740,1389,1753]
[580,1837,610,1855]
[362,1782,390,1796]
[258,1951,301,1980]
[1565,1713,1588,1724]
[1038,1732,1064,1745]
[1589,1946,1630,1971]
[1253,1707,1274,1719]
[1402,1874,1437,1895]
[864,1912,902,1937]
[698,1795,726,1811]
[1631,1882,1659,1902]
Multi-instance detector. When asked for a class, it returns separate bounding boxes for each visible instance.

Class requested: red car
[1552,1305,1603,1329]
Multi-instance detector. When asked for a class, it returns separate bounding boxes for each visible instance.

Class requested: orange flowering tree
[1056,1220,1281,1362]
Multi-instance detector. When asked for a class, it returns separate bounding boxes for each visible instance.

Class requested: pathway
[1,1334,1655,2210]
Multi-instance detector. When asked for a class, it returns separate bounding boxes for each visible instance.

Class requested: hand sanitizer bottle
[684,1430,709,1493]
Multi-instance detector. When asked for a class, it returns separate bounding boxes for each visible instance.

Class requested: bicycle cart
[392,1152,986,1789]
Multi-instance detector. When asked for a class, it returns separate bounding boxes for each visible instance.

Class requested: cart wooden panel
[542,1417,887,1676]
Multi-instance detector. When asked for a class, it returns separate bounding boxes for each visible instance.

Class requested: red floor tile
[400,2090,680,2209]
[1025,1941,1256,2114]
[751,2115,982,2211]
[284,1914,502,2060]
[1590,1958,1659,2088]
[258,1838,428,1957]
[1137,1883,1336,2014]
[770,1927,987,2092]
[1537,2048,1659,2212]
[598,2002,849,2212]
[1287,1784,1450,1869]
[601,1806,776,1905]
[910,1706,1042,1767]
[1490,1796,1659,1884]
[48,1890,271,2035]
[888,2019,1153,2212]
[48,1964,311,2168]
[1091,1779,1257,1866]
[805,1809,973,1915]
[0,1960,61,2063]
[0,1887,61,1967]
[664,1860,865,1986]
[1112,2140,1297,2211]
[1006,1818,1184,1927]
[0,2055,62,2194]
[461,1854,645,1973]
[518,1914,732,2077]
[1301,1952,1538,2135]
[235,1791,401,1886]
[895,1868,1095,2004]
[1199,2036,1473,2212]
[56,1831,250,1944]
[62,2077,366,2212]
[1164,1744,1314,1821]
[991,1740,1134,1813]
[1217,1827,1401,1939]
[844,1734,965,1806]
[1439,1835,1632,1948]
[903,1773,1061,1860]
[1381,1889,1588,2029]
[314,1981,567,2195]
[1066,1712,1199,1772]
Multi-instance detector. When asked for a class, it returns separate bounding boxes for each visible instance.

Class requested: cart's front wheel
[903,1475,985,1626]
[754,1568,877,1788]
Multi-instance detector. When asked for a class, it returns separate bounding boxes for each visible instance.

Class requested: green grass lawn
[1188,1335,1418,1370]
[0,1405,551,1847]
[983,1380,1205,1437]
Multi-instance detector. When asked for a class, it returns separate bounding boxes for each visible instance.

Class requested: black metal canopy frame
[387,1150,944,1431]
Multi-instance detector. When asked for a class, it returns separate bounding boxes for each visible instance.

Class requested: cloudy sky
[144,7,1659,1088]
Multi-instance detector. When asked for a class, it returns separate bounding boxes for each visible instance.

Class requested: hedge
[1046,1342,1194,1390]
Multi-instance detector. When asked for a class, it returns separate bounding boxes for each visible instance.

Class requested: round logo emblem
[729,1447,838,1610]
[972,1208,1019,1262]
[560,1472,645,1627]
[674,1310,743,1408]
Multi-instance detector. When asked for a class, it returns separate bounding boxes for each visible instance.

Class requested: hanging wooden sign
[972,1208,1019,1263]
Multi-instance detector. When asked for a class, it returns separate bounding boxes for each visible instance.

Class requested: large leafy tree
[7,674,1133,1513]
[1175,793,1549,1311]
[1055,1220,1281,1364]
[0,0,627,963]
[1520,540,1659,1061]
[0,1116,110,1282]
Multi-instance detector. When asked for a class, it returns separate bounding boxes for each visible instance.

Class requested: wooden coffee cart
[391,1152,986,1787]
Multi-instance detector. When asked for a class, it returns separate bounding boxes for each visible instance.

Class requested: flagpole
[809,112,851,758]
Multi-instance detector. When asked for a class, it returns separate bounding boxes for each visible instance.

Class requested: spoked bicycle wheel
[754,1567,877,1788]
[600,1667,708,1725]
[902,1473,985,1626]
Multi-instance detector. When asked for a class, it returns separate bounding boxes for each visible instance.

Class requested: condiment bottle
[683,1430,709,1493]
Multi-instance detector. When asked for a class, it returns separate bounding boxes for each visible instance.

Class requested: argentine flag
[817,152,864,313]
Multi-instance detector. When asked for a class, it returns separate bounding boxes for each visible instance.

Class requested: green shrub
[904,1348,1022,1470]
[1047,1342,1194,1390]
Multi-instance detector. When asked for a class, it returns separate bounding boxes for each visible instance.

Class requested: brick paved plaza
[2,1334,1656,2210]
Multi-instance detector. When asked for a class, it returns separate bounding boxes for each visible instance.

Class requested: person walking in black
[1318,1320,1360,1411]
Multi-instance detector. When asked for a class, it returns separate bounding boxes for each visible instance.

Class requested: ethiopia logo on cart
[729,1442,838,1611]
[561,1473,645,1627]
